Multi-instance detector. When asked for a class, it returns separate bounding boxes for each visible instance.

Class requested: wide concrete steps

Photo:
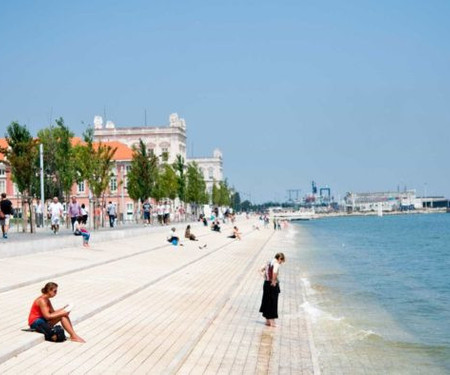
[0,221,319,374]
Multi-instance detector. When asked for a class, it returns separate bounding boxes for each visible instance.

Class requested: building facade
[0,113,224,220]
[187,149,224,196]
[344,190,422,212]
[93,113,187,164]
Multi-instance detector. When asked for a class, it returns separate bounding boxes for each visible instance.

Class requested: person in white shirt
[48,197,64,234]
[259,252,286,327]
[34,200,43,228]
[157,203,164,225]
[163,202,171,225]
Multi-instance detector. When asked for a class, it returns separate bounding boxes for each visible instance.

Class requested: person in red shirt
[28,282,85,343]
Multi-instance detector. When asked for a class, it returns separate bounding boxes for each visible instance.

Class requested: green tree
[211,181,220,206]
[36,118,76,208]
[218,179,231,206]
[186,162,208,216]
[231,191,241,212]
[127,139,159,202]
[241,200,252,212]
[173,154,186,203]
[75,126,117,228]
[153,164,178,201]
[0,122,39,232]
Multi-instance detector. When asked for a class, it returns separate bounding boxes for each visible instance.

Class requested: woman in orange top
[28,282,85,343]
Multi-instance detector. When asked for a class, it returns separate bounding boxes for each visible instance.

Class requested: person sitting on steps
[28,282,85,343]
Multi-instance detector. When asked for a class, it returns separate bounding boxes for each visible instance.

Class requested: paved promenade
[0,218,319,374]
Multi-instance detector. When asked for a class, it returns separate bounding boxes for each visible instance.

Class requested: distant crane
[287,189,301,202]
[320,187,331,201]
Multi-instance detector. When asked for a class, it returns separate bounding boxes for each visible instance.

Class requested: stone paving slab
[0,221,320,374]
[0,220,249,364]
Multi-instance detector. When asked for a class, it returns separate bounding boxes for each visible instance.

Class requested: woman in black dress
[259,252,285,327]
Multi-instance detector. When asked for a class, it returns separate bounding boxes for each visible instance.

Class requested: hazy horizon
[1,1,449,203]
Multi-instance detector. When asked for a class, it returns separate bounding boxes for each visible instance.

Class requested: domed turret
[213,148,222,159]
[169,113,186,130]
[94,116,103,129]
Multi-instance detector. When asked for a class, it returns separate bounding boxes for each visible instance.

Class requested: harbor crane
[287,189,301,202]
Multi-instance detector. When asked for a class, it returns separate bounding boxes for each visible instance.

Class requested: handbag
[0,210,4,220]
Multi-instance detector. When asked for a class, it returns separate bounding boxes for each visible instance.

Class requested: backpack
[34,320,66,342]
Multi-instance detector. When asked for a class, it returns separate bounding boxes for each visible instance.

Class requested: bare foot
[70,336,86,343]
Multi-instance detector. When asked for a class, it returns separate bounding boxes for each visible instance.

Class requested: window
[0,180,5,194]
[208,167,214,179]
[148,148,154,156]
[110,177,117,192]
[0,167,5,176]
[126,202,134,219]
[78,181,85,193]
[161,149,169,162]
[126,165,132,174]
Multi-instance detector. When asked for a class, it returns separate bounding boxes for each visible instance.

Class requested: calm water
[293,213,450,374]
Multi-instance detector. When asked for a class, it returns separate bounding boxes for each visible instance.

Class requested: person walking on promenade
[157,203,164,225]
[68,196,81,232]
[80,203,88,224]
[106,201,116,228]
[49,197,63,234]
[163,201,171,225]
[28,282,85,343]
[35,199,44,228]
[0,193,13,239]
[259,252,286,327]
[142,199,151,226]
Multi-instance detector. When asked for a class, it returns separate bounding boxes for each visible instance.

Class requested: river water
[292,213,450,374]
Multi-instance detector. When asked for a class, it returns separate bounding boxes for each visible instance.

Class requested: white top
[49,202,63,218]
[271,259,280,275]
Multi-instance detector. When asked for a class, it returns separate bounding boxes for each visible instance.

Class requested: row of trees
[0,120,117,232]
[1,119,239,232]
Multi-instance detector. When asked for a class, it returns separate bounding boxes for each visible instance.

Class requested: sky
[1,0,449,203]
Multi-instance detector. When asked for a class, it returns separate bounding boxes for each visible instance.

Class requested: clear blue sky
[1,0,449,203]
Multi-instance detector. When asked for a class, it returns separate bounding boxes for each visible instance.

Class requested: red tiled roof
[0,138,8,161]
[0,138,133,162]
[96,141,133,161]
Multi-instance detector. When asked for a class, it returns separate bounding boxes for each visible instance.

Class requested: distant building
[94,113,224,193]
[344,190,422,212]
[93,113,187,164]
[0,113,224,219]
[187,149,224,195]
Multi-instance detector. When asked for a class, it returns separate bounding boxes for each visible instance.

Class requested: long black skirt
[259,280,280,319]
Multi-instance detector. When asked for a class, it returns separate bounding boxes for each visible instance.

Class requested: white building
[187,149,224,195]
[344,190,421,212]
[93,113,224,191]
[93,113,187,164]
